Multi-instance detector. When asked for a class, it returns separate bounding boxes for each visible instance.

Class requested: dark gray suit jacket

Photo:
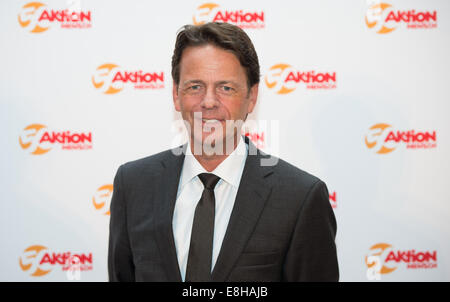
[108,136,339,282]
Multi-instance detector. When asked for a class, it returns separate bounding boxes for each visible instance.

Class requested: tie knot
[198,173,220,190]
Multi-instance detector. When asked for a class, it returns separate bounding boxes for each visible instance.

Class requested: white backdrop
[1,0,449,281]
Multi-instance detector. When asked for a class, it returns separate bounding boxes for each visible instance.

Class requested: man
[108,22,338,282]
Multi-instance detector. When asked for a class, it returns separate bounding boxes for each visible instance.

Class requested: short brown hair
[171,22,260,90]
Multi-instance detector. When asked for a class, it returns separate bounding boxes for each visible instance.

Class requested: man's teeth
[202,119,221,123]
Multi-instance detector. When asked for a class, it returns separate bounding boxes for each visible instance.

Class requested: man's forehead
[179,61,245,84]
[181,44,236,57]
[179,45,242,68]
[177,44,249,88]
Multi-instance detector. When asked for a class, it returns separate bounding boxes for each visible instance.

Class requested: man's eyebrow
[216,80,235,85]
[182,80,204,86]
[181,79,242,87]
[216,80,241,87]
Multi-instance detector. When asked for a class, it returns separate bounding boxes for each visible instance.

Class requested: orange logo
[193,3,220,25]
[18,2,49,33]
[265,64,337,94]
[366,2,437,34]
[19,124,52,155]
[19,245,52,277]
[92,63,165,94]
[18,2,92,33]
[365,123,437,154]
[365,123,396,154]
[92,184,113,215]
[192,3,265,29]
[19,124,93,154]
[366,243,397,275]
[366,243,437,278]
[92,63,123,94]
[265,64,296,94]
[19,245,94,277]
[365,3,397,34]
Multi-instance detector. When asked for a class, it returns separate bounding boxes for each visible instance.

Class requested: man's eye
[185,85,203,93]
[221,86,233,92]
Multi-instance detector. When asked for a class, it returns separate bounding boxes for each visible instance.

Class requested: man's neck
[190,136,240,172]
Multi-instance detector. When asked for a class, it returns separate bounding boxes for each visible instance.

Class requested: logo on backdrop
[329,191,337,209]
[92,184,113,215]
[19,245,93,277]
[19,124,93,155]
[244,131,265,150]
[265,64,337,94]
[18,1,92,33]
[365,2,437,34]
[193,3,265,29]
[365,243,437,280]
[92,63,165,94]
[365,123,437,154]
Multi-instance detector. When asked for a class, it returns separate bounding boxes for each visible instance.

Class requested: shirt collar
[179,135,248,189]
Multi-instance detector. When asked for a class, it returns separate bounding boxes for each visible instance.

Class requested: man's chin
[190,132,238,156]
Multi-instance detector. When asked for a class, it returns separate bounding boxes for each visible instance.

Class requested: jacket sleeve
[282,180,339,281]
[108,165,135,281]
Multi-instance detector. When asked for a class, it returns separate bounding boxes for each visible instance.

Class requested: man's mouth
[197,118,225,133]
[201,118,224,124]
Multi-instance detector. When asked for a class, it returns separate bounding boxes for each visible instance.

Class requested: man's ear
[173,81,181,112]
[246,83,259,114]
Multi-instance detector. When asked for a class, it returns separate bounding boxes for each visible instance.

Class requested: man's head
[171,22,260,154]
[172,22,260,91]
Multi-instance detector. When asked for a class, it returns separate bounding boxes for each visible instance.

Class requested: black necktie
[185,173,221,282]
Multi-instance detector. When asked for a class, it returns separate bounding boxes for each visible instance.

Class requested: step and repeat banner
[0,0,449,281]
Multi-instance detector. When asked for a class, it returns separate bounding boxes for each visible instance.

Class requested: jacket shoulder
[119,145,183,179]
[270,155,323,191]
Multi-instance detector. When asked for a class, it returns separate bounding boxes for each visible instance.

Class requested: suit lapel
[153,144,186,282]
[212,139,274,281]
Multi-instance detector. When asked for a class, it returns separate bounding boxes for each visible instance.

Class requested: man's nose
[201,87,219,109]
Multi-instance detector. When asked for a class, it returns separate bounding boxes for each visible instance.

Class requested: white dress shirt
[172,136,248,281]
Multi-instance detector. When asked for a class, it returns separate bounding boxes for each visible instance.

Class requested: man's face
[173,44,258,154]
